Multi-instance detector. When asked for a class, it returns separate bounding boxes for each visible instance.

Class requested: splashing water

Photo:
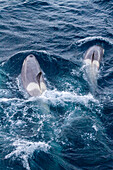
[5,139,50,170]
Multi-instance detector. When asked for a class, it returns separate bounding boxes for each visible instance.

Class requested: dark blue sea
[0,0,113,169]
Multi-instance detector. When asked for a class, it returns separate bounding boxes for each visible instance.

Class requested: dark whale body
[21,54,46,96]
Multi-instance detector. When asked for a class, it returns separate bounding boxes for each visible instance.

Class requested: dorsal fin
[92,52,95,62]
[36,72,42,87]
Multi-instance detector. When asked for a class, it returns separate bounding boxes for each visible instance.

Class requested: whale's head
[84,45,104,69]
[21,54,46,97]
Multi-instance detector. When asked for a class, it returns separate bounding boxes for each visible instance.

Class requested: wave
[5,139,50,170]
[76,36,113,46]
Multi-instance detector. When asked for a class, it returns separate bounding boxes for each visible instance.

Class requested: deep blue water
[0,0,113,170]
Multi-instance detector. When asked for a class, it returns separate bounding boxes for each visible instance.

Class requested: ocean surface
[0,0,113,170]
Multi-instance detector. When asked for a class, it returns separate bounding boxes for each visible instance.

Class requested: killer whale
[84,45,104,69]
[84,45,104,92]
[21,54,46,96]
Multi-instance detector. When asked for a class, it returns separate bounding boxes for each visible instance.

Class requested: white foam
[92,124,98,132]
[81,132,96,142]
[15,120,25,126]
[40,90,98,106]
[0,97,20,102]
[5,139,50,170]
[76,36,113,46]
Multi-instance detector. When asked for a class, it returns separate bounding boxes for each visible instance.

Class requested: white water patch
[39,90,98,106]
[5,139,50,170]
[92,124,98,132]
[81,132,96,144]
[0,97,21,102]
[6,89,97,106]
[16,90,97,104]
[76,36,113,46]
